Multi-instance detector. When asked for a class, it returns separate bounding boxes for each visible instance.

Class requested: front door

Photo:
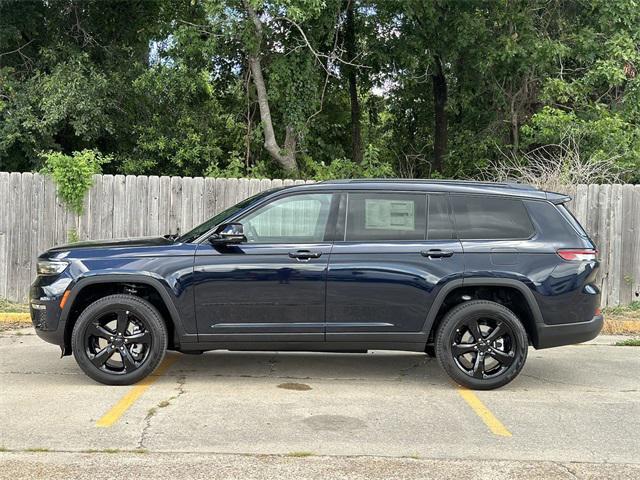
[325,192,464,342]
[194,192,337,342]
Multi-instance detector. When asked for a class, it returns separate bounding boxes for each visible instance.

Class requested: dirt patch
[277,383,312,391]
[0,322,31,332]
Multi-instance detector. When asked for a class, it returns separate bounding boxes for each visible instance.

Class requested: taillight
[557,248,598,261]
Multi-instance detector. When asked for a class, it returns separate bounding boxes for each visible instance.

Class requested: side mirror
[209,223,246,245]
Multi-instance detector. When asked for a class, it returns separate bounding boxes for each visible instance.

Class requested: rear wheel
[435,300,528,390]
[71,294,168,385]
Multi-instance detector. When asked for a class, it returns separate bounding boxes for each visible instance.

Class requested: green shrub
[41,149,110,214]
[306,145,394,181]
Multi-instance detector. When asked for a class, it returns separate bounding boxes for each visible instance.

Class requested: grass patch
[286,451,315,458]
[0,447,8,452]
[615,338,640,346]
[25,448,50,452]
[0,299,29,313]
[602,301,640,320]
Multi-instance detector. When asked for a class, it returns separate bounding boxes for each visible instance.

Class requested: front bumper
[30,287,67,347]
[534,314,604,349]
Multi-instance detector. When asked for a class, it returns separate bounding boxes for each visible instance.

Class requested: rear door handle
[421,249,454,258]
[289,250,322,260]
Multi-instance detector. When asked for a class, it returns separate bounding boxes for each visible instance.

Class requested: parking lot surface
[1,328,639,479]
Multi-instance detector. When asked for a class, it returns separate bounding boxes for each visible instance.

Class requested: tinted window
[427,194,454,240]
[242,193,333,243]
[346,192,427,241]
[451,194,534,240]
[557,204,588,237]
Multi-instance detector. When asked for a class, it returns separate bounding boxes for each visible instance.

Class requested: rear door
[325,191,465,341]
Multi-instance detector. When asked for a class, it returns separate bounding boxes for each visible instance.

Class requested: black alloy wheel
[451,316,516,379]
[72,294,167,385]
[436,300,528,390]
[83,309,152,375]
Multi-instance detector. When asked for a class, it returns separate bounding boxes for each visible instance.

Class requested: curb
[601,319,640,335]
[0,313,30,322]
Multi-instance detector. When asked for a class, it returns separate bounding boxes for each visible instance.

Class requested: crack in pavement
[554,461,580,479]
[138,375,187,449]
[398,357,430,379]
[266,354,278,376]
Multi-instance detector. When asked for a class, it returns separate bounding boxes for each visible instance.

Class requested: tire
[71,294,168,386]
[435,300,528,390]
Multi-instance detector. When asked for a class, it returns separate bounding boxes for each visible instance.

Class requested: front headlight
[37,260,69,276]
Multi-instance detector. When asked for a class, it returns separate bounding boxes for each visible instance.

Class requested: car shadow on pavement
[169,350,449,385]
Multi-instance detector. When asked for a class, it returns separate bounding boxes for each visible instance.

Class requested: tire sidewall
[71,295,168,386]
[436,300,528,390]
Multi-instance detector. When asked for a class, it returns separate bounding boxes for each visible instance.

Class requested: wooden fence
[0,172,638,306]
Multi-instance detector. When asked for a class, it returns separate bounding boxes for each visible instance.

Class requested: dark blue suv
[30,180,603,389]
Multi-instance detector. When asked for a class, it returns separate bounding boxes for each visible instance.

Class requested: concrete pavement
[1,328,639,478]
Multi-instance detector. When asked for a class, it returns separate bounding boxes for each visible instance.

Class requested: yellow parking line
[96,355,178,428]
[457,387,512,437]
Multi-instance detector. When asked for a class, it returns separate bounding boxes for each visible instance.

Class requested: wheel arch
[61,274,186,354]
[423,278,543,347]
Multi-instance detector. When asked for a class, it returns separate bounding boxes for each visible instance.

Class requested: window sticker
[365,199,415,230]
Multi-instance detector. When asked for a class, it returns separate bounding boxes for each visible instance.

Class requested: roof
[275,178,568,202]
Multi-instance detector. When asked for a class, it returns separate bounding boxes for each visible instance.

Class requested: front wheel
[435,300,528,390]
[71,294,168,385]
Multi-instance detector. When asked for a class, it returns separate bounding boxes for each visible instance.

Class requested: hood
[46,236,174,254]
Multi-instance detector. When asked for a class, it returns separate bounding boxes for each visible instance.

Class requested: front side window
[241,193,333,243]
[346,192,427,241]
[451,194,534,240]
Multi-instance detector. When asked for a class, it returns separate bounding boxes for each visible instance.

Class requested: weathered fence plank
[1,172,638,305]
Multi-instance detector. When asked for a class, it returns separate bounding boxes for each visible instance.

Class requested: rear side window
[427,194,455,240]
[451,194,534,240]
[346,192,426,241]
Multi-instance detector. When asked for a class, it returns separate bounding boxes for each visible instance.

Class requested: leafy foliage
[1,0,638,183]
[41,149,109,214]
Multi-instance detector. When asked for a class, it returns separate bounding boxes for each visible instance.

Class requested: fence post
[0,233,6,300]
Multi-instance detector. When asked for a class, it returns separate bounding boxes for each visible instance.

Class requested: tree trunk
[243,1,298,174]
[510,110,519,155]
[432,54,447,174]
[345,0,363,164]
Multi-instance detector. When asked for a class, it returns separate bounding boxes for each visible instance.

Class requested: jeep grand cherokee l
[30,180,603,389]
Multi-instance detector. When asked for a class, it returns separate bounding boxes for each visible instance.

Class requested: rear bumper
[534,314,603,349]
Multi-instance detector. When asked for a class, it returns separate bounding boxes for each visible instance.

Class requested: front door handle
[289,250,322,260]
[421,249,454,258]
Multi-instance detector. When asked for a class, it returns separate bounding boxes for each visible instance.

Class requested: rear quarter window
[557,204,588,238]
[451,194,535,240]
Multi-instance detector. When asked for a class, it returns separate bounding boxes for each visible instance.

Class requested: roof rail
[320,178,537,190]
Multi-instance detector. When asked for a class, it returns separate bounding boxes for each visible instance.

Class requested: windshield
[177,189,277,243]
